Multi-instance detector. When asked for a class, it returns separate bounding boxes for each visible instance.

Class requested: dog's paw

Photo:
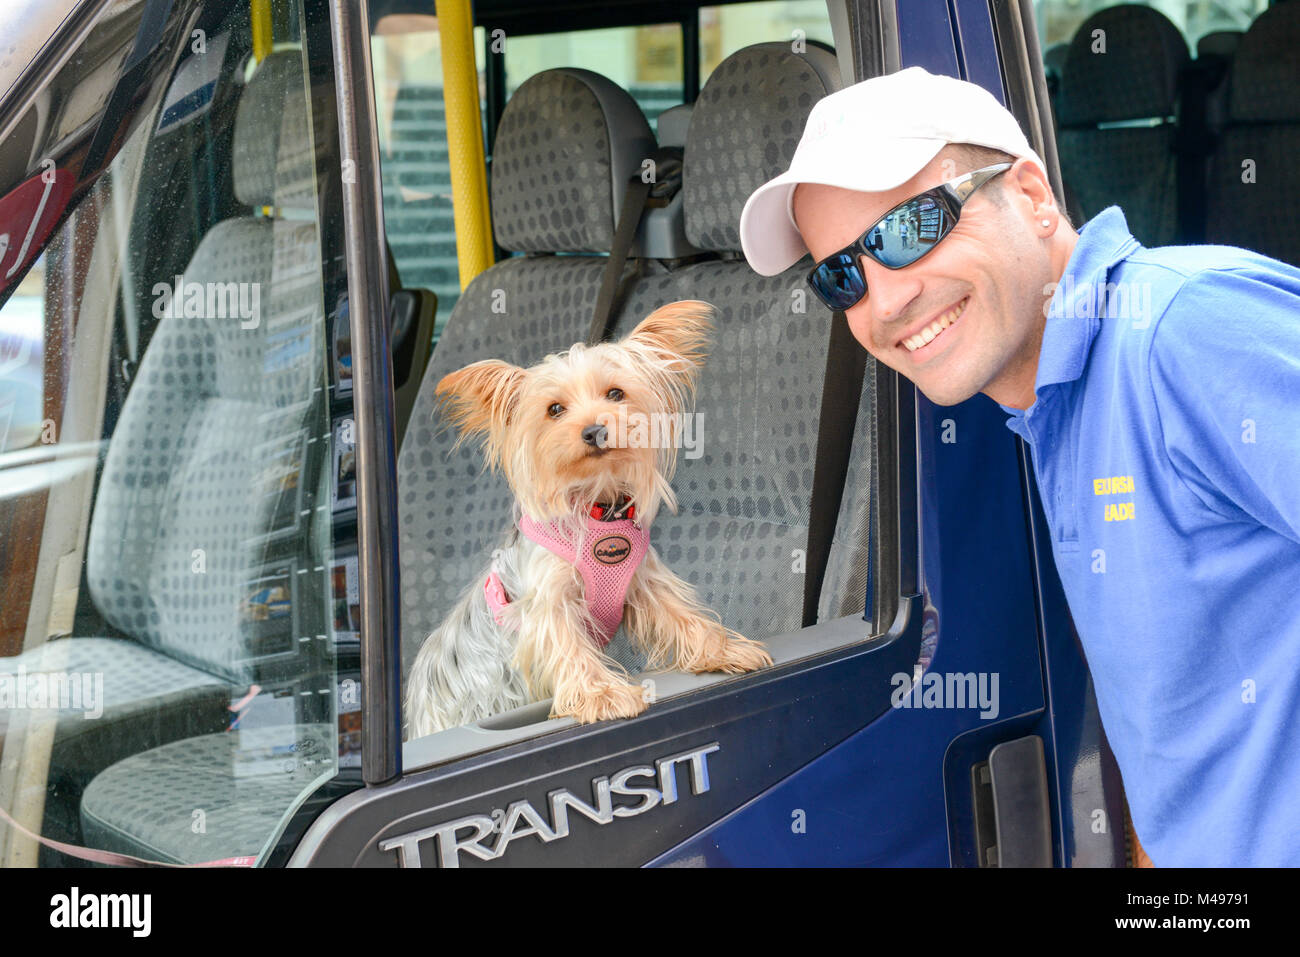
[679,623,774,674]
[554,681,648,724]
[720,635,775,673]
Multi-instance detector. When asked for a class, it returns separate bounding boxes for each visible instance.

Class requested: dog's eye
[606,388,624,402]
[547,403,565,418]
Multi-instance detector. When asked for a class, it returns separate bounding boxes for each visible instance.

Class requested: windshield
[0,0,359,868]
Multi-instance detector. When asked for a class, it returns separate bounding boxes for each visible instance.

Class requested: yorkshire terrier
[404,300,773,737]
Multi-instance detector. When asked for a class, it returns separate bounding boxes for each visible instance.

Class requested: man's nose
[855,253,923,329]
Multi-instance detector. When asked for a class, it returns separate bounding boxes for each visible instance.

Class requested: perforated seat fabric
[1205,4,1300,265]
[490,68,656,253]
[80,724,333,865]
[0,638,229,748]
[1055,6,1188,246]
[0,638,231,859]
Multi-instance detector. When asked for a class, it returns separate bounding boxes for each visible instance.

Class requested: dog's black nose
[581,424,608,448]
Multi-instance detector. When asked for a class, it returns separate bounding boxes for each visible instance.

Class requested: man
[739,67,1300,867]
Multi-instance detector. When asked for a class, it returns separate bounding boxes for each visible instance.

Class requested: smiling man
[739,67,1300,866]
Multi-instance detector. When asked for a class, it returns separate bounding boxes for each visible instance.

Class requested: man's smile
[895,295,970,355]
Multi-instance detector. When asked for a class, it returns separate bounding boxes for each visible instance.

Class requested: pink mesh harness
[483,507,649,647]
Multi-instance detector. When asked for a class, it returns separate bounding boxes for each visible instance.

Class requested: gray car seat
[69,49,332,864]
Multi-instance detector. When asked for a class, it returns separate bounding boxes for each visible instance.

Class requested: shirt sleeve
[1146,265,1300,545]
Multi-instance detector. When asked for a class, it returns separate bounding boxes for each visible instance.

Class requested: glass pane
[1040,0,1291,257]
[371,16,488,332]
[505,25,684,134]
[1035,0,1270,50]
[0,0,357,867]
[701,2,836,77]
[0,254,45,454]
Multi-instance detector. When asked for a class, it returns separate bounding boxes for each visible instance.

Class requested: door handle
[971,734,1053,866]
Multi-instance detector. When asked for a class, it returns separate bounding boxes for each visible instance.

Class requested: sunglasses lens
[810,251,866,310]
[809,194,957,310]
[870,196,951,268]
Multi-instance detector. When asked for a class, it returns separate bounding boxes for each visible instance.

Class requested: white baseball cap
[739,66,1047,276]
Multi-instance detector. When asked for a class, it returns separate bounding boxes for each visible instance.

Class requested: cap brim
[739,138,948,277]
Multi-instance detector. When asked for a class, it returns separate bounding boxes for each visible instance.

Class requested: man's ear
[434,359,526,464]
[1007,157,1057,225]
[623,300,714,371]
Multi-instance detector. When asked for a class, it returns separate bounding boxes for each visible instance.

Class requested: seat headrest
[1057,5,1188,126]
[655,104,692,147]
[491,68,656,253]
[683,42,840,254]
[232,50,316,211]
[1227,5,1300,123]
[1196,30,1242,60]
[1043,42,1069,78]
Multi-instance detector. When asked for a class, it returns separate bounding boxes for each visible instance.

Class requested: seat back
[85,51,325,684]
[1056,4,1187,245]
[1205,4,1300,265]
[606,42,865,643]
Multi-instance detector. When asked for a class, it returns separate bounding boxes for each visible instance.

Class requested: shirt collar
[999,206,1141,432]
[1039,206,1142,387]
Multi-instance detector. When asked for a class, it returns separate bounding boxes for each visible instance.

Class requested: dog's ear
[623,300,714,369]
[434,359,526,462]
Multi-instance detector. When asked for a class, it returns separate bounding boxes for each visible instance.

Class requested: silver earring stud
[1042,219,1051,228]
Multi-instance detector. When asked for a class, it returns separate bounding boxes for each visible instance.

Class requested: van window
[0,0,356,867]
[0,254,45,453]
[393,6,874,770]
[1040,0,1299,264]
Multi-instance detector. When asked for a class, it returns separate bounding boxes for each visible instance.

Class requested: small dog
[404,300,773,737]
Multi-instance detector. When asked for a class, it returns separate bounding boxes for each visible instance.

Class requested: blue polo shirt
[1000,206,1300,866]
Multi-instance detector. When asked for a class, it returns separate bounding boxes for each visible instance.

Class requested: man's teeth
[902,297,969,352]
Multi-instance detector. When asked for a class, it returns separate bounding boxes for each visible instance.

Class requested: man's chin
[916,380,980,407]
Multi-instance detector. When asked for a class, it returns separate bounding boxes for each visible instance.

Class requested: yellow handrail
[250,0,272,63]
[436,0,495,289]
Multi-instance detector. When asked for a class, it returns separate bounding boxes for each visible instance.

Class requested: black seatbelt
[802,310,869,627]
[587,146,683,345]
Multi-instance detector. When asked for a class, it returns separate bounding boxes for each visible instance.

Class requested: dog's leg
[513,561,647,724]
[625,548,774,674]
[404,583,531,738]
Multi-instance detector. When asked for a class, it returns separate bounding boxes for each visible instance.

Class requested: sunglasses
[805,163,1012,311]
